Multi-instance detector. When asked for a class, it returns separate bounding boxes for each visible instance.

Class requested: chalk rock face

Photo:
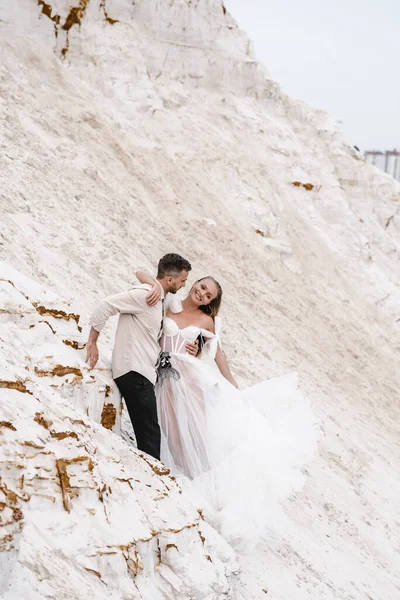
[0,264,236,600]
[0,1,400,599]
[0,262,121,432]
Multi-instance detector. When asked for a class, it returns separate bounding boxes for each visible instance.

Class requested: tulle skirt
[155,353,319,551]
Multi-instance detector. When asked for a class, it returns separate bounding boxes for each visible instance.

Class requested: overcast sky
[224,0,400,152]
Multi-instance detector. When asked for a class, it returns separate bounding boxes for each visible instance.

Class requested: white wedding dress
[156,300,318,551]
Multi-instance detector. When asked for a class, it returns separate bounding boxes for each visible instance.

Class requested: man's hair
[157,253,192,278]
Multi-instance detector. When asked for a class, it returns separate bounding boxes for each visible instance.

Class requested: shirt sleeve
[89,288,147,333]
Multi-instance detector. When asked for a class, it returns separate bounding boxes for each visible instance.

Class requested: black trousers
[114,370,161,461]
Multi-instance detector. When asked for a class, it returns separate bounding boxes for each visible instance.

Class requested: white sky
[224,0,400,152]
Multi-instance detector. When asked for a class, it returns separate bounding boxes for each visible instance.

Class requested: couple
[86,253,317,548]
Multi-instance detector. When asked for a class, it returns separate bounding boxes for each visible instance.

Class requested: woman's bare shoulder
[199,313,215,333]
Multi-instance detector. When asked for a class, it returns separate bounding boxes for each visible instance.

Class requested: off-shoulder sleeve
[199,316,222,364]
[164,293,184,313]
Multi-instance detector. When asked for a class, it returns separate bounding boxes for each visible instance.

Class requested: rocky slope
[0,1,399,599]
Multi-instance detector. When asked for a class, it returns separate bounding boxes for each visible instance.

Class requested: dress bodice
[160,317,214,355]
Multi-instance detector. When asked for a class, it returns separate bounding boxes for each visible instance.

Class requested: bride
[137,271,318,550]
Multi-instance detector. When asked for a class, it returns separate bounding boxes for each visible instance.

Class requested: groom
[86,253,192,460]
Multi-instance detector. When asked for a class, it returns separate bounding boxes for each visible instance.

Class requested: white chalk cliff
[0,1,399,599]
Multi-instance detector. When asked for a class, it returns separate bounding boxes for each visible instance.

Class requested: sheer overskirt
[156,351,319,551]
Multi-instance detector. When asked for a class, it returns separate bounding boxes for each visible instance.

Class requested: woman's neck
[182,296,199,313]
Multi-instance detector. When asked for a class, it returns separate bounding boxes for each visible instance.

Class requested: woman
[137,271,318,550]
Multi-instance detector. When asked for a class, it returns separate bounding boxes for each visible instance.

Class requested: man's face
[167,270,189,294]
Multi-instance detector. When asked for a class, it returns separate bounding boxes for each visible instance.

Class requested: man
[86,253,192,460]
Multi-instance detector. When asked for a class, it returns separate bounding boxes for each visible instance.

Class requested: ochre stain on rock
[66,455,90,464]
[56,458,71,512]
[12,507,24,522]
[0,480,18,505]
[165,543,178,551]
[166,522,197,534]
[291,181,314,191]
[62,339,84,350]
[84,567,102,579]
[62,0,90,32]
[139,455,174,484]
[0,380,32,394]
[34,365,82,378]
[23,441,45,449]
[39,320,57,334]
[0,279,31,303]
[33,304,80,324]
[34,412,52,430]
[101,403,117,430]
[116,477,134,489]
[0,478,29,537]
[100,0,119,24]
[70,418,86,425]
[60,0,93,58]
[0,421,16,431]
[37,0,60,24]
[156,538,161,565]
[50,430,79,441]
[1,533,13,545]
[140,454,171,477]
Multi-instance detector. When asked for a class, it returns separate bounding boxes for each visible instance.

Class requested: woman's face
[190,279,218,307]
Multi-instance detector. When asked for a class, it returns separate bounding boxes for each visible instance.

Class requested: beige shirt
[89,283,164,384]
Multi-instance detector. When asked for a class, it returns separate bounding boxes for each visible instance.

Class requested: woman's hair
[197,276,223,318]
